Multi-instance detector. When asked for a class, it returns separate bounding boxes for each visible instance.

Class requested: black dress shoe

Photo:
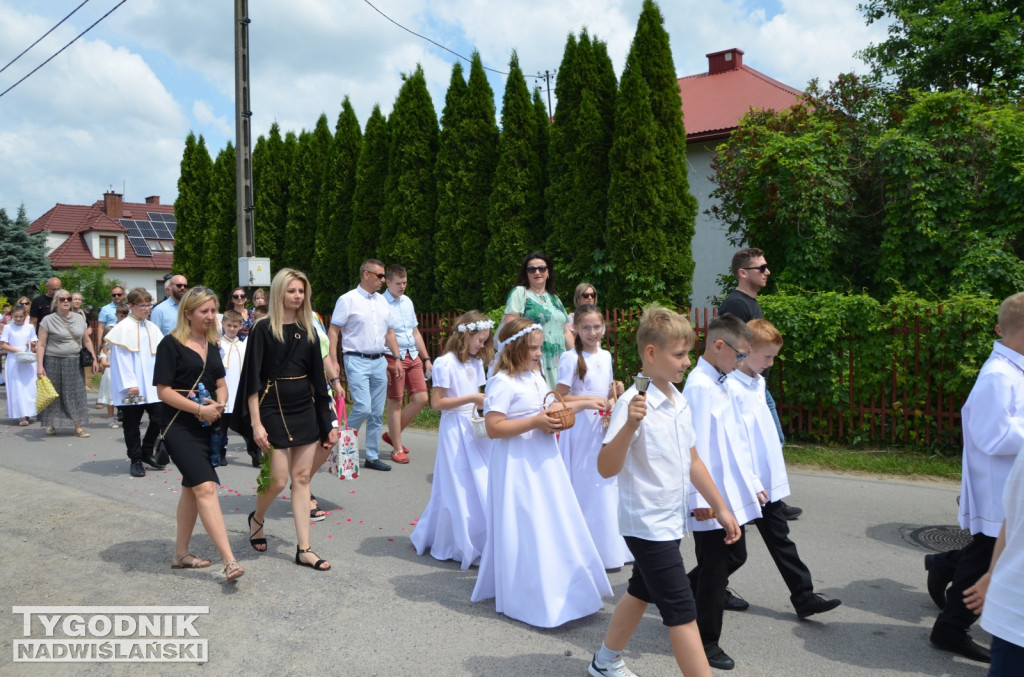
[924,553,952,609]
[723,588,749,611]
[250,451,263,468]
[130,461,145,477]
[142,455,166,470]
[793,592,842,618]
[364,458,392,471]
[780,501,803,520]
[703,644,735,670]
[930,627,991,663]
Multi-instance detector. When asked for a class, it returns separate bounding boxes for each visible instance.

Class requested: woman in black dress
[238,268,338,571]
[154,287,244,581]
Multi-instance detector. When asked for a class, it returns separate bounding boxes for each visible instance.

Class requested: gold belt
[258,375,308,443]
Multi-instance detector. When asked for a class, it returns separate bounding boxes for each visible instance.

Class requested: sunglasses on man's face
[366,271,385,280]
[111,292,123,298]
[741,264,770,274]
[526,265,548,274]
[173,283,188,289]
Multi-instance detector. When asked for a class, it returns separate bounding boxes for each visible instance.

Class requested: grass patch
[784,444,961,481]
[409,406,441,431]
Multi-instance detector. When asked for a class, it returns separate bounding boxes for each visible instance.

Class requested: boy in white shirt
[590,306,740,677]
[210,310,246,467]
[725,319,841,618]
[927,292,1024,663]
[682,313,763,671]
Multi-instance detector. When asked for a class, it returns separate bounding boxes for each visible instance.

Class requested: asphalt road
[0,388,991,676]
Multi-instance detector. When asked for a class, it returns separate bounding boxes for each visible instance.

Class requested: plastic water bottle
[191,383,212,428]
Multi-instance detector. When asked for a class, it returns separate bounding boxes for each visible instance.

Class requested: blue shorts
[624,536,697,627]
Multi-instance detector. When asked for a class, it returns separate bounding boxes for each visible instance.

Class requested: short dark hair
[386,264,407,280]
[516,251,555,293]
[730,248,765,278]
[707,313,754,345]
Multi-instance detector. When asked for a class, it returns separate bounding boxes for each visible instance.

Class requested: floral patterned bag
[326,398,359,480]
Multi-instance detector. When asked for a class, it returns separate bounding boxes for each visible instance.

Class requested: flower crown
[457,319,494,333]
[495,323,542,351]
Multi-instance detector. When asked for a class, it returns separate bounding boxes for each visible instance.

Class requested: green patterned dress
[504,286,569,390]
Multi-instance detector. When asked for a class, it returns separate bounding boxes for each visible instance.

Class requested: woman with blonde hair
[236,268,338,571]
[153,287,243,580]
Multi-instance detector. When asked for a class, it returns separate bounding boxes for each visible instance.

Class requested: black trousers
[120,403,161,462]
[934,533,996,633]
[690,528,747,646]
[729,500,814,600]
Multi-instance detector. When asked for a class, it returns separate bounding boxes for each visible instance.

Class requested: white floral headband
[495,323,542,351]
[457,319,494,333]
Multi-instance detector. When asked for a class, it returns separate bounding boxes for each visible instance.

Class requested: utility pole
[536,69,556,118]
[234,0,267,287]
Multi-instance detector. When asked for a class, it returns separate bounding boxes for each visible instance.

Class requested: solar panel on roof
[128,236,153,257]
[140,224,158,238]
[152,224,174,239]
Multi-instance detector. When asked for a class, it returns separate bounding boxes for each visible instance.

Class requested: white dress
[97,348,114,406]
[556,348,632,569]
[410,353,491,569]
[471,369,612,627]
[1,322,38,418]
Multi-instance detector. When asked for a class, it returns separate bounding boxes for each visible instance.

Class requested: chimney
[145,195,160,205]
[707,48,744,75]
[103,191,123,219]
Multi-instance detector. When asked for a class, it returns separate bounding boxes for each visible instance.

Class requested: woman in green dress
[501,252,572,390]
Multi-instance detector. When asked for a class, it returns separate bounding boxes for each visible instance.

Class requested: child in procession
[411,311,494,569]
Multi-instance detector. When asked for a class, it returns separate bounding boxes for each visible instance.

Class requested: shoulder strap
[55,314,83,349]
[159,346,208,438]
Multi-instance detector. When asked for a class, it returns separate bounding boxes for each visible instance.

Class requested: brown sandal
[223,561,245,581]
[171,553,211,569]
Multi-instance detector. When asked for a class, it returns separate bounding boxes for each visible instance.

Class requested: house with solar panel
[28,191,176,300]
[678,48,803,307]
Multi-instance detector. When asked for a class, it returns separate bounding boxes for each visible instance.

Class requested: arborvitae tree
[174,132,213,285]
[435,54,499,311]
[313,98,362,311]
[349,105,390,278]
[203,142,237,299]
[0,204,51,298]
[546,30,616,287]
[483,52,546,309]
[623,0,697,304]
[592,38,618,135]
[531,86,550,243]
[252,123,294,273]
[284,115,332,275]
[605,60,675,308]
[380,65,439,307]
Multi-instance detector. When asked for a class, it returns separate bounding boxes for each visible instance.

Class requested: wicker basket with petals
[544,391,576,430]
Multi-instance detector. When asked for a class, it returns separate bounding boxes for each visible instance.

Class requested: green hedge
[760,290,998,453]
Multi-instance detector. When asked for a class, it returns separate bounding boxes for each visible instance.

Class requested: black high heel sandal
[248,511,267,552]
[295,546,330,571]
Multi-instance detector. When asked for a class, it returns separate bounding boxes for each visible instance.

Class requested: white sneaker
[589,656,639,677]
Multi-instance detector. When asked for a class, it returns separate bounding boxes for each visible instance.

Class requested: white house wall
[686,139,737,309]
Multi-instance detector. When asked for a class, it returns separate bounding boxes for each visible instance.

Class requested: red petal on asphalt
[387,538,394,541]
[349,490,356,494]
[346,518,352,522]
[328,535,334,538]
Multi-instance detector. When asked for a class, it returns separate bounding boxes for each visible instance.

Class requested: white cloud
[0,0,890,220]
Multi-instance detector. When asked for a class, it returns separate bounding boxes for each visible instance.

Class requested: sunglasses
[173,283,188,288]
[741,264,769,274]
[580,291,596,299]
[232,294,246,299]
[57,297,71,302]
[111,292,123,298]
[721,339,748,362]
[526,265,548,274]
[365,271,386,280]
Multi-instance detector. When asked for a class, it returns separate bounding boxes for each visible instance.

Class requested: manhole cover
[907,525,972,553]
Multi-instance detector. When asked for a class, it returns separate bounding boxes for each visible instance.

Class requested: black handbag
[79,348,94,368]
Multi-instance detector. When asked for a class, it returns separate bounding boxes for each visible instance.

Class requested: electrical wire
[361,0,509,76]
[0,0,92,76]
[0,0,128,100]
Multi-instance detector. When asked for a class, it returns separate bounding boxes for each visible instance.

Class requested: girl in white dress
[411,311,494,569]
[556,305,632,569]
[97,304,128,428]
[471,318,612,627]
[0,306,38,425]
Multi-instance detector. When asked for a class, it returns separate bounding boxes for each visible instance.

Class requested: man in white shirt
[328,259,402,471]
[150,274,187,335]
[382,265,432,464]
[927,293,1024,664]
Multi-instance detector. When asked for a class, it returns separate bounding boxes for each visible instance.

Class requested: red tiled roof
[678,64,804,141]
[29,197,175,270]
[47,231,174,270]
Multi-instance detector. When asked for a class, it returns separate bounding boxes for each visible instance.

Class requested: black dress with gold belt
[232,319,333,449]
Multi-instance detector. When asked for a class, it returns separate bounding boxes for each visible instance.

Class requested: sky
[0,0,889,222]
